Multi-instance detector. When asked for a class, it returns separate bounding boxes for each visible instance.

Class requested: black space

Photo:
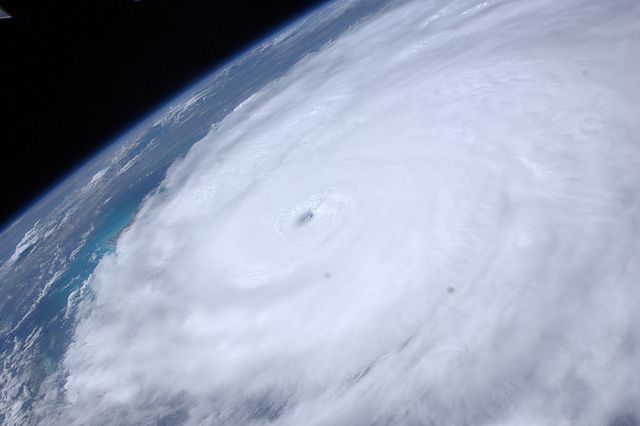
[0,0,322,227]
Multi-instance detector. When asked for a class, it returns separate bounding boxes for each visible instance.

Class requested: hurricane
[16,0,640,424]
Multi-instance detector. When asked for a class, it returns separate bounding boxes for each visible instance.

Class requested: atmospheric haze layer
[26,0,640,424]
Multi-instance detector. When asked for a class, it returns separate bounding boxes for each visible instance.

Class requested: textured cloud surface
[50,0,640,424]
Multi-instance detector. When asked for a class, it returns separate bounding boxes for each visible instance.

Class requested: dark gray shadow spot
[447,286,455,294]
[324,272,331,279]
[349,360,376,383]
[397,335,414,353]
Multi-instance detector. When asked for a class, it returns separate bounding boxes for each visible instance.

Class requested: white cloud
[46,0,640,424]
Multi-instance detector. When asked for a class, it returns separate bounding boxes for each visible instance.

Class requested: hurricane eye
[297,210,314,225]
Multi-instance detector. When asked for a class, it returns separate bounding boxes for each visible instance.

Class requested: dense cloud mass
[45,0,640,424]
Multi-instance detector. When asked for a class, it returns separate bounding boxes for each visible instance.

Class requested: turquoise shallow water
[14,172,162,377]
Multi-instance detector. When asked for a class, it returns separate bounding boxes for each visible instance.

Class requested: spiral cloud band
[51,0,640,424]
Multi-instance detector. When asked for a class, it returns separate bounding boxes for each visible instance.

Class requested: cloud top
[47,0,640,424]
